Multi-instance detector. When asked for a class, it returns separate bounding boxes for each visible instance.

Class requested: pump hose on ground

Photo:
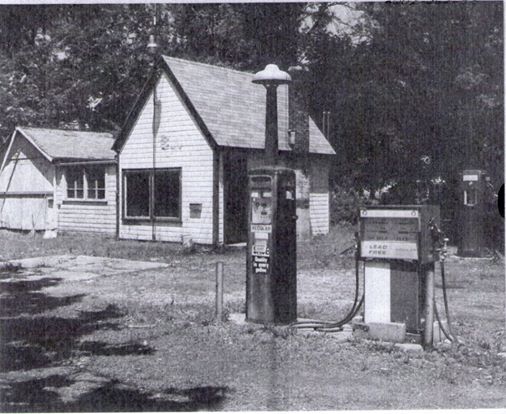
[289,252,363,332]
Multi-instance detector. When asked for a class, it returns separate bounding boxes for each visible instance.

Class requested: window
[86,167,106,199]
[65,166,106,200]
[67,168,84,199]
[125,171,150,218]
[154,169,180,218]
[124,168,181,221]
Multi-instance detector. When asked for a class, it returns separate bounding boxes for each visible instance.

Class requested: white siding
[119,73,215,244]
[310,193,330,235]
[0,133,54,230]
[309,157,330,235]
[0,134,53,193]
[55,165,117,235]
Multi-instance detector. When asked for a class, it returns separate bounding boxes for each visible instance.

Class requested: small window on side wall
[65,166,106,200]
[86,167,106,199]
[67,168,84,199]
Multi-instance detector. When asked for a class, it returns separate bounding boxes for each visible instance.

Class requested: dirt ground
[0,226,505,411]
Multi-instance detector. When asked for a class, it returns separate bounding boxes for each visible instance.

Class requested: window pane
[88,187,97,199]
[86,167,105,199]
[66,168,83,199]
[126,172,150,217]
[154,170,180,218]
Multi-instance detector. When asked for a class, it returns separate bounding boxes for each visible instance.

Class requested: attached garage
[0,127,117,234]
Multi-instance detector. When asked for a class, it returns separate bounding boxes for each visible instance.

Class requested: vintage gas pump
[358,205,441,340]
[458,169,489,257]
[245,64,297,324]
[246,168,297,323]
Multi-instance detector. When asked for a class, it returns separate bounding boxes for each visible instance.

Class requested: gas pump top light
[252,64,291,166]
[252,64,292,86]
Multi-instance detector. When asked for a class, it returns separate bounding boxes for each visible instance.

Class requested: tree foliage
[0,2,502,198]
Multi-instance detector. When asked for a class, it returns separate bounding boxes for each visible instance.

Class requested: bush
[330,185,373,225]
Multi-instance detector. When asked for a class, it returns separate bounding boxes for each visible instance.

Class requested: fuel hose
[289,252,363,331]
[434,300,454,342]
[433,259,456,342]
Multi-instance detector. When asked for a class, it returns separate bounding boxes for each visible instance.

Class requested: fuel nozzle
[428,217,449,261]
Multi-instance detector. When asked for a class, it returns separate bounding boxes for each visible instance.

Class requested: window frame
[66,167,84,199]
[65,166,107,201]
[86,167,106,200]
[122,168,182,223]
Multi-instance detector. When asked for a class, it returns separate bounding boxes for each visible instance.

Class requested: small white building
[113,56,336,245]
[0,127,117,234]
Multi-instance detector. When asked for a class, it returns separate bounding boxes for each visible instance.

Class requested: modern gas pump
[458,169,489,257]
[358,205,442,339]
[246,167,297,324]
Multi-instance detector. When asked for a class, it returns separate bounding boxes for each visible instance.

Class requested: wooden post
[216,262,224,322]
[424,266,435,348]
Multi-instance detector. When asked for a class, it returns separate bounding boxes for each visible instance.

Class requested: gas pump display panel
[359,206,440,264]
[250,176,273,274]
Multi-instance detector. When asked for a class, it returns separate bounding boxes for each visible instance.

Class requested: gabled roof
[16,127,116,162]
[114,56,335,155]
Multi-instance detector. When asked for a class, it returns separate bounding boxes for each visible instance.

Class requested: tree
[317,2,503,196]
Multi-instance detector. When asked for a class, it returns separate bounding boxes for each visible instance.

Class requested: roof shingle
[17,127,115,161]
[162,56,335,155]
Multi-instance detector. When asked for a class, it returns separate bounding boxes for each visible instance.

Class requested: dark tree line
[0,2,503,198]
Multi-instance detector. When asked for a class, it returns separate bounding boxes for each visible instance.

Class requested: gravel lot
[0,227,505,411]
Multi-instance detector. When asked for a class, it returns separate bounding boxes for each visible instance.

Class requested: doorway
[224,151,248,244]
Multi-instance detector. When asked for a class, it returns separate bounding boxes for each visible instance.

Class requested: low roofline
[54,159,117,166]
[217,145,335,157]
[3,127,117,167]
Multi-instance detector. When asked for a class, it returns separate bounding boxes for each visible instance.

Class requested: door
[0,195,48,230]
[224,151,248,244]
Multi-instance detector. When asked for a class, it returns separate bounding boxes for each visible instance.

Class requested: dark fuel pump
[246,168,297,324]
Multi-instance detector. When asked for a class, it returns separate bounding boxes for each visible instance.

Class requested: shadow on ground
[0,271,231,411]
[0,277,84,316]
[0,273,127,372]
[0,375,229,412]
